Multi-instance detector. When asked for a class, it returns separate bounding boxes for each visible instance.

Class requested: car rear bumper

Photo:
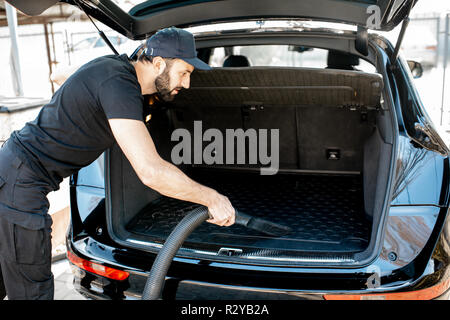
[66,232,450,300]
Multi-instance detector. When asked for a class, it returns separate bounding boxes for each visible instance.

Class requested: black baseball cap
[145,27,211,70]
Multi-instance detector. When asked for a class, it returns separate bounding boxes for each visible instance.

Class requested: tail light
[67,251,129,281]
[324,279,450,300]
[425,45,437,51]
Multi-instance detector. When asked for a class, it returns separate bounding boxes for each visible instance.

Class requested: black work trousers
[0,141,54,300]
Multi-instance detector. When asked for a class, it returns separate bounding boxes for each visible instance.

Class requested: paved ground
[52,258,86,300]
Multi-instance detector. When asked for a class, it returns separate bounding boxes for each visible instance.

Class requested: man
[0,27,235,300]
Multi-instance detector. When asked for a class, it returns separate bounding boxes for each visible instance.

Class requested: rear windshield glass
[209,45,376,72]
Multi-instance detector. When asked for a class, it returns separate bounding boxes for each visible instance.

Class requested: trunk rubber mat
[126,170,371,253]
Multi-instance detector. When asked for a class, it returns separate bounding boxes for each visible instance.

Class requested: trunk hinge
[390,0,417,68]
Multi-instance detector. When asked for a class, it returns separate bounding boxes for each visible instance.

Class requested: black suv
[12,0,450,300]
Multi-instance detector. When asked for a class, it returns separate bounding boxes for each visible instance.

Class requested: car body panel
[391,136,448,206]
[379,206,440,269]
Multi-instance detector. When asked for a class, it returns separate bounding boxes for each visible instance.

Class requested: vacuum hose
[141,206,291,300]
[141,206,210,300]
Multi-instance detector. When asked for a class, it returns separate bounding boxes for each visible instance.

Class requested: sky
[413,0,450,14]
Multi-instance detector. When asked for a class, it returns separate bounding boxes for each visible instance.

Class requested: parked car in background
[68,34,139,65]
[50,34,140,86]
[6,0,450,300]
[401,24,438,68]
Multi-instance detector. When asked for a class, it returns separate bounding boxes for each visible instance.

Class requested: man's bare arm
[50,64,81,86]
[108,118,235,226]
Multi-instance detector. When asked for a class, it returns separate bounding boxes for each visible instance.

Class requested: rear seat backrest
[176,67,383,108]
[170,67,383,171]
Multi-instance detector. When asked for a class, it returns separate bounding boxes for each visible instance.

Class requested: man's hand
[108,118,235,227]
[205,192,235,227]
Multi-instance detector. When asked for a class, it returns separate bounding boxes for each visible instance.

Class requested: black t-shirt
[9,54,144,190]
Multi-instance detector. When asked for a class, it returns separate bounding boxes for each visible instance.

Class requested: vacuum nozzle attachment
[234,210,291,237]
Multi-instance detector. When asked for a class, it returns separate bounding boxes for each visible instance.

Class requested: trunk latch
[218,247,243,257]
[326,148,341,160]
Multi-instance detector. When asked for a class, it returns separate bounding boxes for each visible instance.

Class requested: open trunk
[107,67,393,266]
[127,169,370,253]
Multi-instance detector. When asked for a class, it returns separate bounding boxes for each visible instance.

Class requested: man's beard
[155,68,178,102]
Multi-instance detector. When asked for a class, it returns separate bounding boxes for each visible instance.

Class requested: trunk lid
[8,0,417,39]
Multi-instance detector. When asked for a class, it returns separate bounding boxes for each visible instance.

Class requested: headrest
[327,50,359,70]
[223,55,251,67]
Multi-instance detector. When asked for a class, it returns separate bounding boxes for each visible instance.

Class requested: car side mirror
[407,60,423,79]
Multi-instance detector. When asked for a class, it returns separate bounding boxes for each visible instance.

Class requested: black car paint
[66,32,450,299]
[7,0,416,39]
